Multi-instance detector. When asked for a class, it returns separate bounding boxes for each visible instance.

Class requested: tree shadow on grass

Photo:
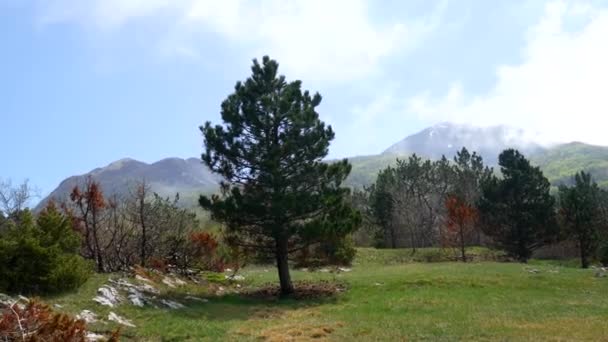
[143,280,346,323]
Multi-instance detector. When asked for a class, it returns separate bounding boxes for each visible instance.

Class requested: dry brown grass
[233,307,345,341]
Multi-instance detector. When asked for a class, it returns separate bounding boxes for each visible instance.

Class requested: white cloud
[406,1,608,146]
[36,0,442,83]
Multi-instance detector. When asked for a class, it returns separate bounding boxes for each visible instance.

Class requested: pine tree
[199,56,360,296]
[558,172,607,268]
[478,149,557,262]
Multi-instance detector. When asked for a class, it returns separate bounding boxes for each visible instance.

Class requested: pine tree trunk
[580,239,589,269]
[275,236,294,297]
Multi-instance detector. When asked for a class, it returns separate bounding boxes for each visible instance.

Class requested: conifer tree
[199,56,360,296]
[558,172,607,268]
[478,149,557,262]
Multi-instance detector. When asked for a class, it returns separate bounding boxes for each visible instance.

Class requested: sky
[2,0,608,198]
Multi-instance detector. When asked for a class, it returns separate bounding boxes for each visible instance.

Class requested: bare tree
[0,179,38,218]
[106,193,138,270]
[125,180,156,267]
[69,176,110,272]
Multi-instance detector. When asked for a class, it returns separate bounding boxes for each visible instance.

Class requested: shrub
[0,299,87,342]
[189,232,224,271]
[322,235,357,265]
[295,235,357,267]
[0,206,91,294]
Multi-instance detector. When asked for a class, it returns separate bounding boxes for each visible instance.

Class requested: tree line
[357,147,608,267]
[0,177,223,294]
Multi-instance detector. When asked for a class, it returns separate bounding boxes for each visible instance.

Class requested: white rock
[86,332,105,341]
[93,286,121,307]
[173,277,187,286]
[135,275,152,283]
[224,268,233,273]
[225,274,245,281]
[139,283,160,294]
[127,289,145,307]
[93,296,114,307]
[338,267,352,272]
[319,268,330,273]
[108,312,136,327]
[160,299,185,309]
[162,277,176,288]
[112,279,134,288]
[54,304,63,309]
[77,310,98,323]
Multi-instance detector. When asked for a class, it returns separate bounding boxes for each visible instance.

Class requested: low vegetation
[27,248,608,341]
[0,205,90,294]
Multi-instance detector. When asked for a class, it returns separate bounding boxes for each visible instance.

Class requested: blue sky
[2,0,608,197]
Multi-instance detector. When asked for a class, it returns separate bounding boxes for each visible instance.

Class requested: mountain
[382,122,544,164]
[37,157,221,210]
[530,142,608,187]
[344,122,544,188]
[38,123,608,209]
[346,124,608,189]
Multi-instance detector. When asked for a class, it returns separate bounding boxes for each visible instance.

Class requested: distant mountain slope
[37,157,221,210]
[350,125,608,189]
[383,122,544,164]
[342,154,404,188]
[530,142,608,187]
[39,123,608,210]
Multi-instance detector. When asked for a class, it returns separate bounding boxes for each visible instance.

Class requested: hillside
[530,142,608,187]
[383,122,543,164]
[342,154,404,188]
[37,157,221,210]
[38,123,608,208]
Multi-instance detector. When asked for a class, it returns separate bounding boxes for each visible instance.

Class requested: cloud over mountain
[406,1,608,146]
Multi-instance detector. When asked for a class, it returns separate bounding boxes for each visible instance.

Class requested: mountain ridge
[37,123,608,208]
[37,157,221,210]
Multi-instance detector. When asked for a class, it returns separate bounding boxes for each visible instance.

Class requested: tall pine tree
[199,57,360,296]
[478,149,557,262]
[558,172,607,268]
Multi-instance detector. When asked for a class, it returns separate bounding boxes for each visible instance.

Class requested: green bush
[295,235,357,267]
[323,235,357,265]
[0,207,91,294]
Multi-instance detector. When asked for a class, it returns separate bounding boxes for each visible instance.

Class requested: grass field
[46,248,608,341]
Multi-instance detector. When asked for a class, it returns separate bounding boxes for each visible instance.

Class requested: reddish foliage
[0,300,87,342]
[189,232,225,272]
[190,232,219,257]
[443,195,479,261]
[69,177,106,212]
[149,257,169,273]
